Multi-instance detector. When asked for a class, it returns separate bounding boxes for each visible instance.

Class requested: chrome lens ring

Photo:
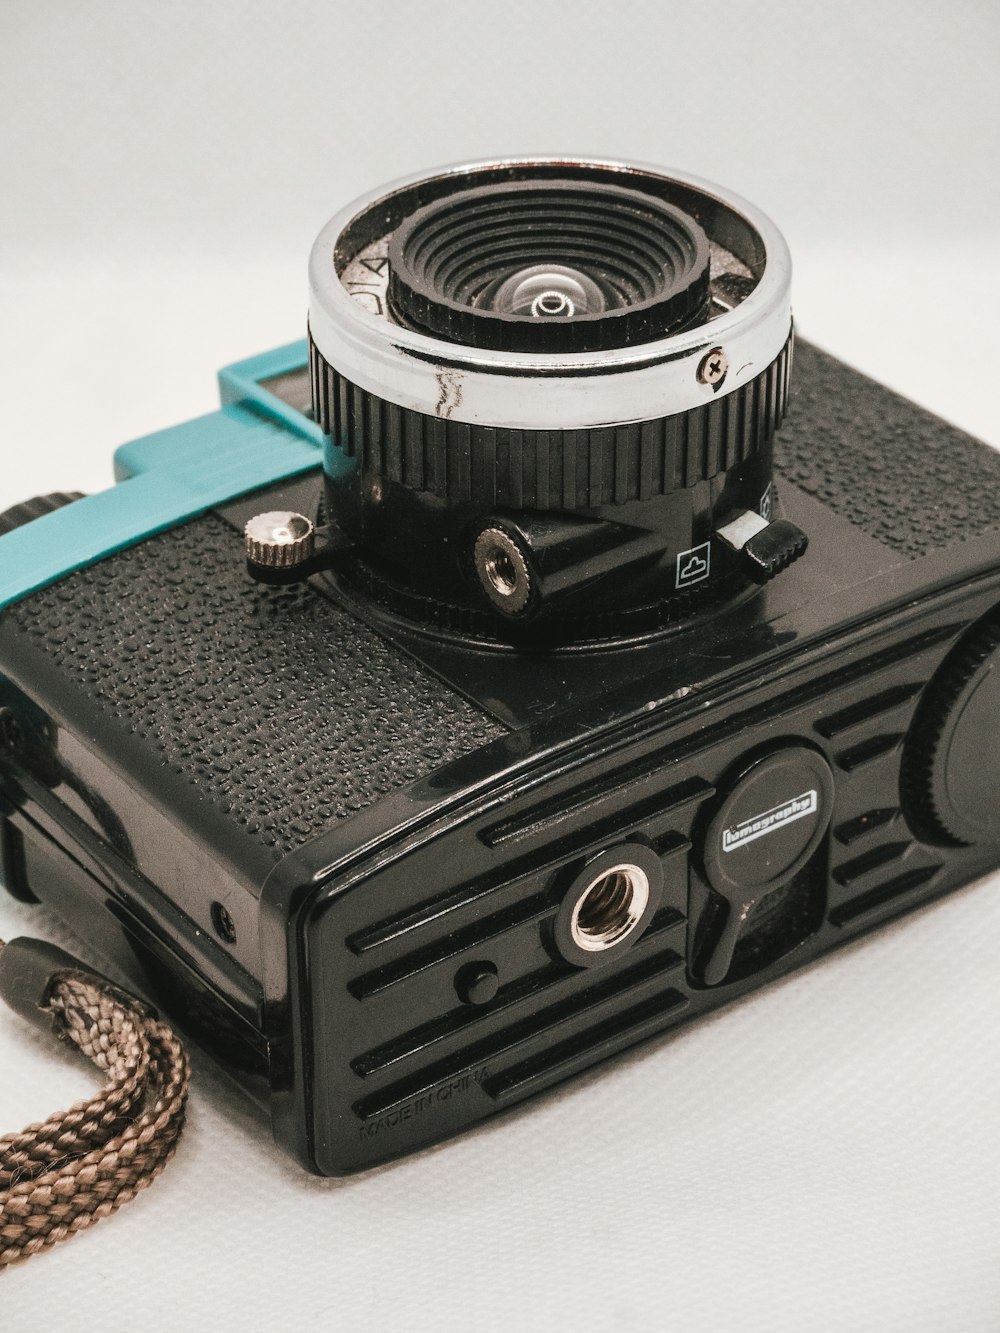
[308,156,792,431]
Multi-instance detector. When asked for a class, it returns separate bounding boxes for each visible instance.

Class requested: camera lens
[308,158,794,644]
[489,265,607,318]
[386,180,711,352]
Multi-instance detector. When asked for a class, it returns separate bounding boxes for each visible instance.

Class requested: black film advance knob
[902,607,1000,846]
[0,493,84,536]
[696,745,835,986]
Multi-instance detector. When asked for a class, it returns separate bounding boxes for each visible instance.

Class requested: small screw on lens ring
[697,346,728,386]
[473,527,533,616]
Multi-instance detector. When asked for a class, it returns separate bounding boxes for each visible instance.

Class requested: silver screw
[245,511,316,569]
[697,347,728,386]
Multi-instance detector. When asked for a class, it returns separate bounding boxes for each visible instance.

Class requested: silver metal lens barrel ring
[308,157,792,431]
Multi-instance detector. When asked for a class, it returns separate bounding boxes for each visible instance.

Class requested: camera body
[2,160,999,1175]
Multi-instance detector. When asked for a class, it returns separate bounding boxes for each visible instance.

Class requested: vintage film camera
[1,158,998,1174]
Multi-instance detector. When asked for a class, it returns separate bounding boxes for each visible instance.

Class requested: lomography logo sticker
[723,790,819,853]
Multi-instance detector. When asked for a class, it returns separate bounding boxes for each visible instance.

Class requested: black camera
[1,157,998,1175]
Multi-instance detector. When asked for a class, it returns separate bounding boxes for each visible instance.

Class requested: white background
[2,3,999,1328]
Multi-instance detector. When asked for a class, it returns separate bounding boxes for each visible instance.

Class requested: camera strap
[0,937,190,1270]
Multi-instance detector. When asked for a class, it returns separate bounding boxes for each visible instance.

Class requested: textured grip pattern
[777,342,1000,558]
[5,515,505,855]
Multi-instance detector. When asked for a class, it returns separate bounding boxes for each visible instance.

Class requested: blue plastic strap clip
[0,340,322,614]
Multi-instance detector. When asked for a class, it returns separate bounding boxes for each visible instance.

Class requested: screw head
[244,511,316,569]
[210,901,237,945]
[697,346,729,386]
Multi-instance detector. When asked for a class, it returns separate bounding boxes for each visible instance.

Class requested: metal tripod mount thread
[473,528,533,616]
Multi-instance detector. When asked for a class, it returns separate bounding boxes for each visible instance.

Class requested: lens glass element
[488,264,610,319]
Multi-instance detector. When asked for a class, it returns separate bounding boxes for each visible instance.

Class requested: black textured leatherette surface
[778,342,1000,559]
[6,516,505,855]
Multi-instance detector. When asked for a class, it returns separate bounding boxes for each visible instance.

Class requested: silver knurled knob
[244,511,316,569]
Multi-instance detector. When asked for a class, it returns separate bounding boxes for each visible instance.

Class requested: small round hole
[485,548,518,597]
[210,901,237,945]
[569,864,650,952]
[473,527,532,615]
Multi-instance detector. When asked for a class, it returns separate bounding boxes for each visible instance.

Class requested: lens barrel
[308,158,795,644]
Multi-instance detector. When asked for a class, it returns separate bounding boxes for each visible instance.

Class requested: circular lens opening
[488,263,610,319]
[387,178,711,352]
[569,863,651,952]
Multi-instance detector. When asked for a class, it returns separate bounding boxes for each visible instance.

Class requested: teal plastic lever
[0,342,322,614]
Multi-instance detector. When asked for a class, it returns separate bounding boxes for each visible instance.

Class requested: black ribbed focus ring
[310,332,793,509]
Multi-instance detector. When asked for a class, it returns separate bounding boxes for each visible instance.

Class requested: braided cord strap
[0,940,190,1270]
